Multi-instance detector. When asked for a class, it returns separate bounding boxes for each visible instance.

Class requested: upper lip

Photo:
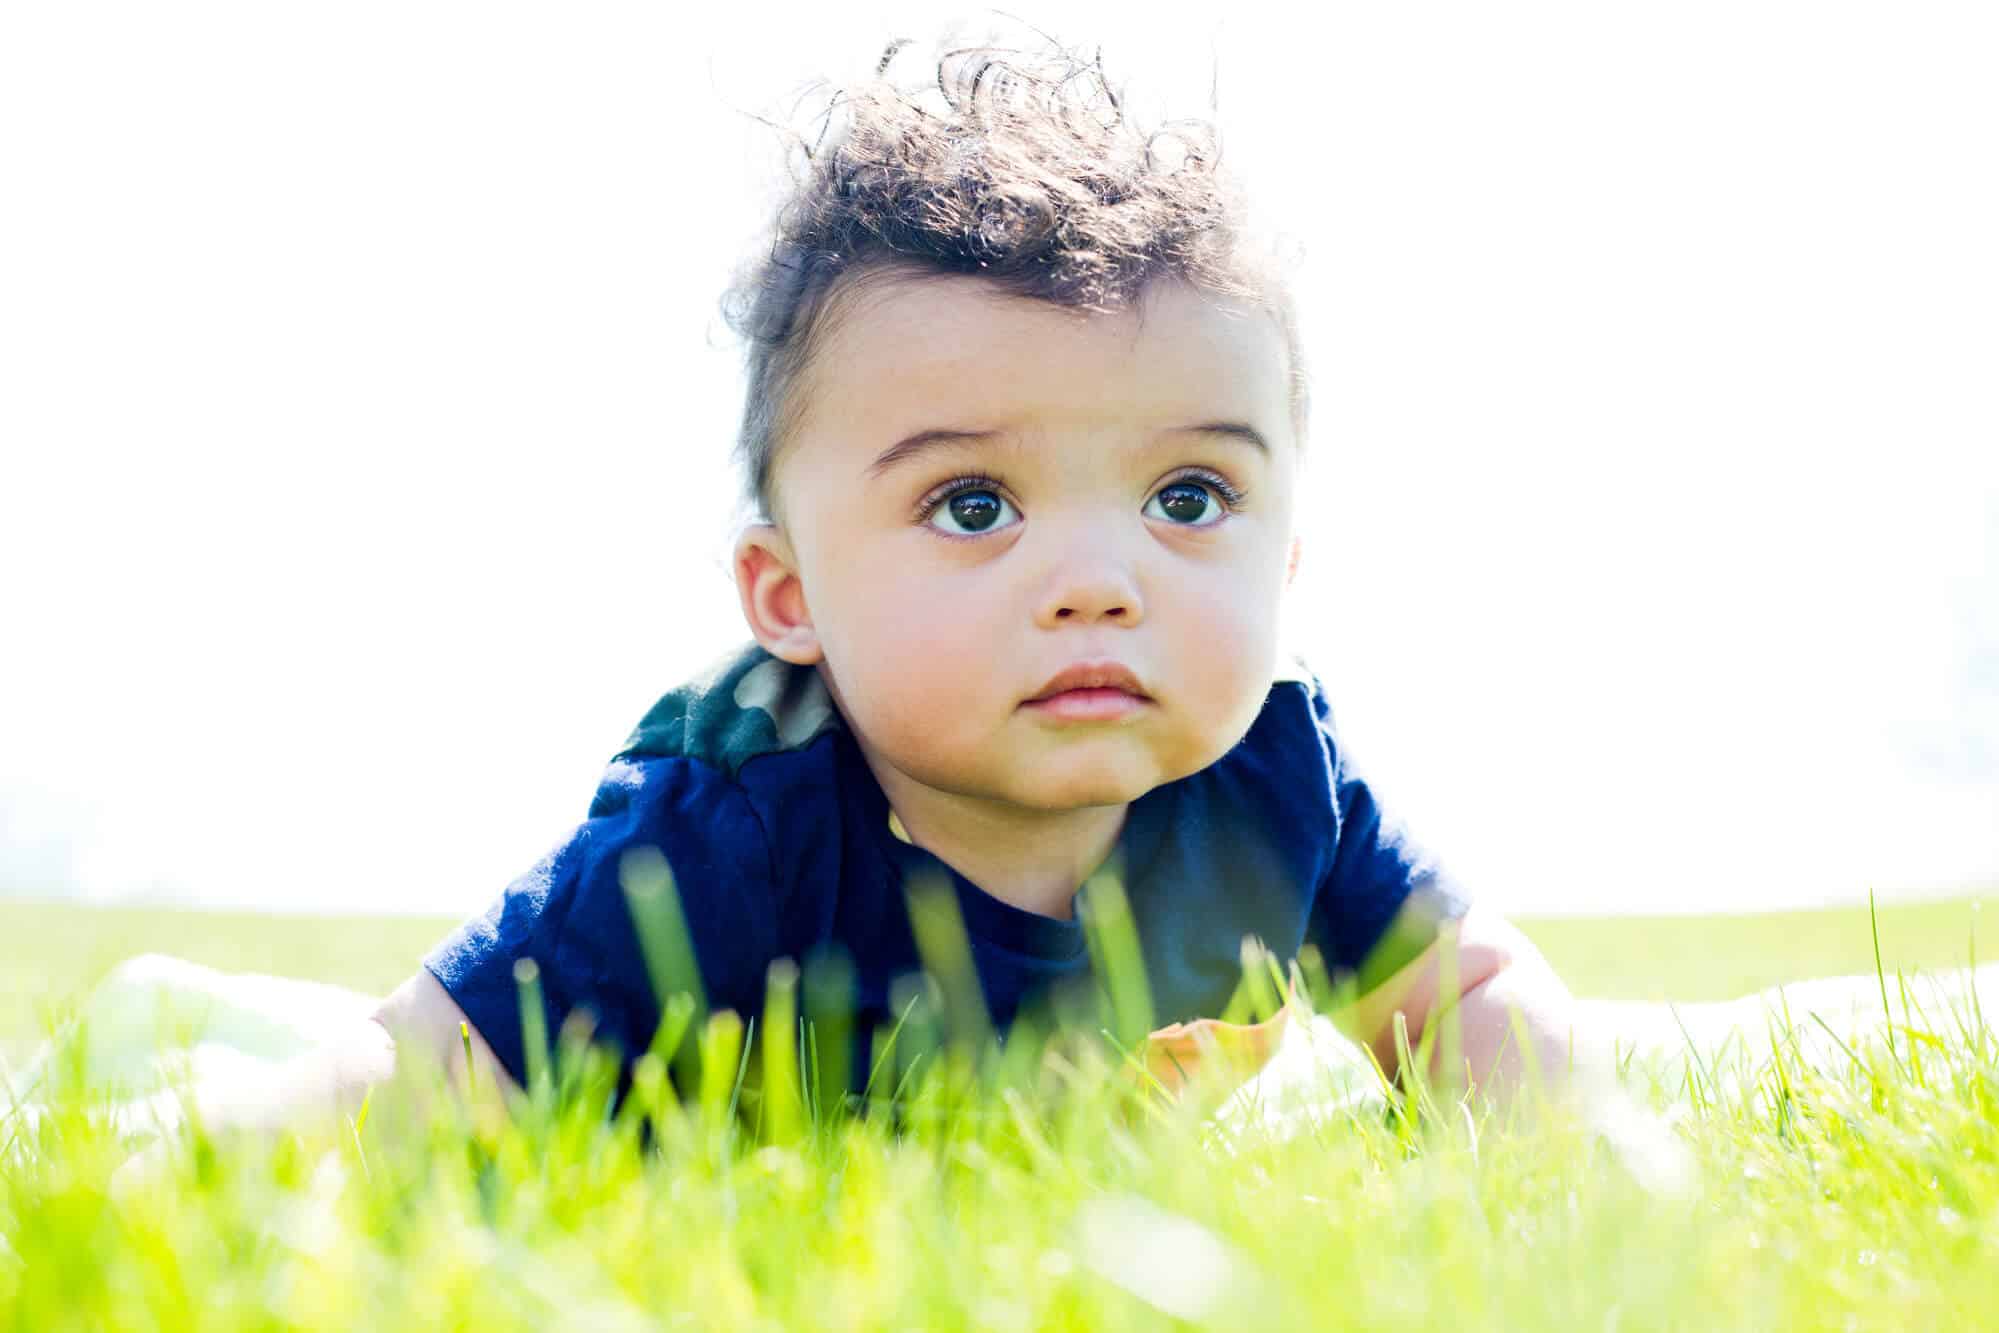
[1025,661,1150,703]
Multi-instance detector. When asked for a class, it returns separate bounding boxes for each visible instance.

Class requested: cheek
[813,549,1004,708]
[1161,551,1287,714]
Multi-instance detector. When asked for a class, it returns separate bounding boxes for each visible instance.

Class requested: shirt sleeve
[422,756,781,1087]
[1305,683,1473,991]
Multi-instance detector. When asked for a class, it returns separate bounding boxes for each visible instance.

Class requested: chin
[1005,758,1163,811]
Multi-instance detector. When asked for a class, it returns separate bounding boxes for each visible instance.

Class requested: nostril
[1056,607,1073,619]
[1106,608,1125,619]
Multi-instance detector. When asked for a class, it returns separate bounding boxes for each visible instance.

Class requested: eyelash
[911,468,1249,526]
[1166,467,1249,511]
[913,471,1011,525]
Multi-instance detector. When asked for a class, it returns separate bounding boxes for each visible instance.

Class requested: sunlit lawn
[3,891,1996,1329]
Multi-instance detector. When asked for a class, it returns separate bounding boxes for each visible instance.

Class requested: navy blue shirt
[425,643,1470,1091]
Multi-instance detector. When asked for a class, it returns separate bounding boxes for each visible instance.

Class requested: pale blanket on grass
[8,954,1999,1183]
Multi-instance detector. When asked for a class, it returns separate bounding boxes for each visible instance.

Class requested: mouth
[1021,661,1152,721]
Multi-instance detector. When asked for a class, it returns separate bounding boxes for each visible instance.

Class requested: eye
[924,485,1021,536]
[1143,480,1227,527]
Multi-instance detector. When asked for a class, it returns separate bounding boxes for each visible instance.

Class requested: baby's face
[750,273,1300,812]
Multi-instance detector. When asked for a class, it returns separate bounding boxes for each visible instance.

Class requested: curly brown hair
[721,35,1308,521]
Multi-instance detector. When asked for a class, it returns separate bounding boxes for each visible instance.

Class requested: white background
[2,2,1994,920]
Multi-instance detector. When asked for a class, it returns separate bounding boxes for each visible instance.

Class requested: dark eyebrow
[1165,422,1270,453]
[868,428,1001,476]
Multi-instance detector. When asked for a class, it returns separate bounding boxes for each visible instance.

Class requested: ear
[1285,534,1303,587]
[733,524,823,665]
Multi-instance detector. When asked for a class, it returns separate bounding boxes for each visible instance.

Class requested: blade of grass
[1869,887,1901,1072]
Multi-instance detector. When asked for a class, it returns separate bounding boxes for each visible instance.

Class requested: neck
[861,752,1127,923]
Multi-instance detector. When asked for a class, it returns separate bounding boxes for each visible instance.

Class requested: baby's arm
[1339,902,1578,1103]
[120,970,514,1168]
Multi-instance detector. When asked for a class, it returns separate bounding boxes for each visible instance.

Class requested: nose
[1031,535,1145,629]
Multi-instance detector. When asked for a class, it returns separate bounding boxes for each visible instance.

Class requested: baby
[210,38,1582,1130]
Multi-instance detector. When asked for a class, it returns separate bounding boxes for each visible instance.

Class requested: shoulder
[599,644,855,944]
[614,642,845,778]
[519,643,854,969]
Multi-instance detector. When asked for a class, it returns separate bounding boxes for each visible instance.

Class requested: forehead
[788,273,1296,458]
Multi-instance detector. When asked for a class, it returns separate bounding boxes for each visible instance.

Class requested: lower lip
[1022,688,1150,721]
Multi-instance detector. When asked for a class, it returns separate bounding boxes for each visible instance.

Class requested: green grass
[1522,893,1995,1001]
[3,892,1997,1330]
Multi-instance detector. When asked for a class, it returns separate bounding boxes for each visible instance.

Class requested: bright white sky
[2,2,1994,923]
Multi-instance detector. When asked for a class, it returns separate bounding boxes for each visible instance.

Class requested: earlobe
[733,524,822,665]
